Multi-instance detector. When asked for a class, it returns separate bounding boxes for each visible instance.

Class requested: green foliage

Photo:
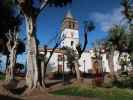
[0,74,5,80]
[51,85,133,100]
[121,0,133,22]
[107,25,128,51]
[112,75,133,89]
[62,47,77,70]
[47,0,72,7]
[0,0,25,55]
[84,21,95,32]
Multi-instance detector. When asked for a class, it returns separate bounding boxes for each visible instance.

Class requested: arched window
[71,41,74,46]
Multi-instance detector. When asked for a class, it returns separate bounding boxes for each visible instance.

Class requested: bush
[112,75,133,89]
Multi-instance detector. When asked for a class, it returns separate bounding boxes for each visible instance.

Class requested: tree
[14,0,72,89]
[105,25,127,79]
[0,0,24,72]
[75,21,95,81]
[0,59,2,73]
[5,29,20,82]
[39,33,64,87]
[121,0,133,23]
[62,21,95,81]
[121,0,133,65]
[62,47,77,75]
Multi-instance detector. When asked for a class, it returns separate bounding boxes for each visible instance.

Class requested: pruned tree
[92,41,103,74]
[5,28,19,82]
[62,47,76,74]
[62,21,95,81]
[14,0,72,89]
[74,21,95,81]
[39,32,65,87]
[104,25,128,79]
[0,0,23,70]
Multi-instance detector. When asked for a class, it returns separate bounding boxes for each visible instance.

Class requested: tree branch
[45,32,65,65]
[39,0,48,13]
[77,21,95,58]
[81,32,88,54]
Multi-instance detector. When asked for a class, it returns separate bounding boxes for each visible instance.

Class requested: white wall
[43,50,122,73]
[61,29,79,50]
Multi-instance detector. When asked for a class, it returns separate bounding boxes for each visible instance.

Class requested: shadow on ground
[0,95,22,100]
[9,86,27,95]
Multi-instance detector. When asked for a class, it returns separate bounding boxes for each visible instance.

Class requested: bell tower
[60,11,79,49]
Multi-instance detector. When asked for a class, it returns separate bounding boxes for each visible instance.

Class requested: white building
[39,11,121,73]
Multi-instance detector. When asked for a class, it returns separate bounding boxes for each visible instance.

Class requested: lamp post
[83,60,85,73]
[63,54,65,83]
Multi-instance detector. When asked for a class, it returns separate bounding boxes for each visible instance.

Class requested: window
[70,32,74,38]
[69,24,71,29]
[72,23,75,29]
[58,55,63,61]
[71,41,74,46]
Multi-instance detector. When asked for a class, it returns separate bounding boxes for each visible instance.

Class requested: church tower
[60,11,79,50]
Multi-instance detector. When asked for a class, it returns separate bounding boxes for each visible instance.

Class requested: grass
[51,84,133,100]
[0,74,5,80]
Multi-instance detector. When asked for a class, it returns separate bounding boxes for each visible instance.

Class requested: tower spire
[61,10,78,31]
[65,10,73,19]
[60,11,79,49]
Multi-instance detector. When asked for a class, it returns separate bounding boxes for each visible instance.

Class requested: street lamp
[63,54,65,83]
[83,60,85,73]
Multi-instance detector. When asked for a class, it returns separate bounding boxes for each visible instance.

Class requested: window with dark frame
[71,41,74,46]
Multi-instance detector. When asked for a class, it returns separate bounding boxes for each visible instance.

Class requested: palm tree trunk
[108,51,116,79]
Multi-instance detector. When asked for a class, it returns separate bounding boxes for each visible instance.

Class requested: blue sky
[24,0,122,48]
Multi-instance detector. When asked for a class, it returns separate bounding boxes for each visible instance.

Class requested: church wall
[79,52,93,73]
[40,50,122,73]
[61,29,79,49]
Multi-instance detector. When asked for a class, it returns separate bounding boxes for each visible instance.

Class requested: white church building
[39,11,122,73]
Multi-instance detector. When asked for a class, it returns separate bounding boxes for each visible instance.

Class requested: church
[39,11,121,74]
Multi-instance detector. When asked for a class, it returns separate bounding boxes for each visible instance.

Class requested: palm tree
[121,0,133,23]
[62,47,77,74]
[105,25,127,79]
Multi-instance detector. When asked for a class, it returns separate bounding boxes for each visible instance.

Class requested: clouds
[91,8,125,32]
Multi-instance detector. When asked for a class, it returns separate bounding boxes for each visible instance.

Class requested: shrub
[112,75,133,89]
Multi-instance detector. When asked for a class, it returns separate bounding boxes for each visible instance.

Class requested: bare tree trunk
[108,51,116,79]
[6,44,17,82]
[40,60,45,87]
[74,60,81,81]
[5,29,18,82]
[25,14,61,89]
[25,16,42,89]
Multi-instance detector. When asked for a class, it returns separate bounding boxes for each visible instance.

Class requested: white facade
[39,49,121,73]
[60,29,79,50]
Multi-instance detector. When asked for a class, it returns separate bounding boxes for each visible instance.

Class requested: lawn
[51,84,133,100]
[0,74,5,80]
